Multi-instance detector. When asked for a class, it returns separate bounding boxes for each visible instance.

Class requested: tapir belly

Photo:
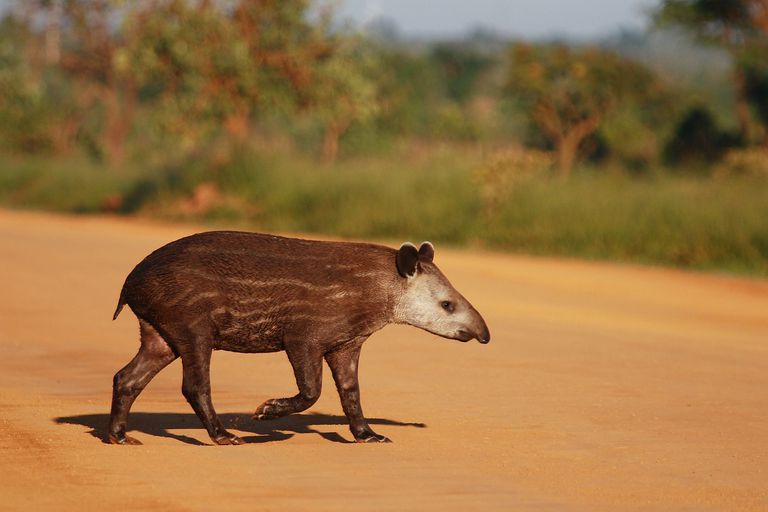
[209,306,379,354]
[213,317,286,353]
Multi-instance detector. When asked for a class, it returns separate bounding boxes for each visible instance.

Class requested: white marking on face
[393,271,475,340]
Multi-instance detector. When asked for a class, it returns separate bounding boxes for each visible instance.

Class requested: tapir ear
[396,242,419,278]
[418,241,434,263]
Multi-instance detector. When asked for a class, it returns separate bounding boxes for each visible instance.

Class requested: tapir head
[393,242,490,344]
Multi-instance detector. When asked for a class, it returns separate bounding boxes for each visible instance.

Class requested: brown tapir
[110,232,490,445]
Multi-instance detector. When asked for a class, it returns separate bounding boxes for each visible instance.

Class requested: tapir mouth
[456,329,490,343]
[455,330,474,342]
[429,328,490,344]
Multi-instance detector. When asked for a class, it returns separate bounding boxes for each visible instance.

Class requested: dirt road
[1,209,766,511]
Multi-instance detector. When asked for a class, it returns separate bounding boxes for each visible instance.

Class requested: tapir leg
[178,342,244,445]
[254,341,322,420]
[325,337,391,443]
[109,319,177,445]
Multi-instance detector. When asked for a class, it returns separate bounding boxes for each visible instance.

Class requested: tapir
[110,232,490,445]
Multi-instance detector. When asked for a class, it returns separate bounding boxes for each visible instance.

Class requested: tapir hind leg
[325,337,391,443]
[109,319,177,445]
[178,340,244,445]
[254,341,323,420]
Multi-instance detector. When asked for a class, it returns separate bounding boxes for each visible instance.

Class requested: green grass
[485,172,768,275]
[219,149,481,244]
[1,149,766,276]
[0,156,147,213]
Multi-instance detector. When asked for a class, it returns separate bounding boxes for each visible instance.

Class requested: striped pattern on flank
[177,267,348,291]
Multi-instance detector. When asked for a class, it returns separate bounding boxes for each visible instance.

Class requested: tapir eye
[441,301,455,313]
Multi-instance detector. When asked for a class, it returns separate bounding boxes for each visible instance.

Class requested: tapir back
[119,232,398,353]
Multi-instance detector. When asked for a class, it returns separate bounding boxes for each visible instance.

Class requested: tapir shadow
[54,412,427,445]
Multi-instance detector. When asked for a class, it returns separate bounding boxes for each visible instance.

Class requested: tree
[0,14,52,152]
[744,51,768,133]
[121,0,258,147]
[3,0,383,163]
[430,43,493,105]
[506,44,662,175]
[307,38,379,162]
[122,0,371,160]
[654,0,768,144]
[369,48,443,138]
[664,105,737,164]
[123,0,320,146]
[5,0,137,162]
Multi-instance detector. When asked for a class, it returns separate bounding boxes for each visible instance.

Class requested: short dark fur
[109,231,488,445]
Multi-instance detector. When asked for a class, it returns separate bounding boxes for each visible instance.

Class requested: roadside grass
[0,149,766,276]
[486,172,768,275]
[0,155,145,213]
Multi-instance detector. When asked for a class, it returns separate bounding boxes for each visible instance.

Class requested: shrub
[473,147,553,214]
[714,147,768,177]
[664,105,737,166]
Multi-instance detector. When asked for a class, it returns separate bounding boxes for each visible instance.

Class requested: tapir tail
[112,288,126,320]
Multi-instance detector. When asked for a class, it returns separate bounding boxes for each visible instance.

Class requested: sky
[332,0,661,40]
[0,0,661,41]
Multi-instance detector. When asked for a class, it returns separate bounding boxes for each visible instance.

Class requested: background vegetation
[1,0,767,275]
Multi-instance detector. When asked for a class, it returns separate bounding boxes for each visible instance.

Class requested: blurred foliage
[743,46,768,134]
[664,105,739,166]
[306,37,380,162]
[430,43,495,104]
[473,147,553,215]
[714,146,768,176]
[506,44,673,174]
[483,170,768,275]
[0,0,379,163]
[1,146,766,275]
[1,1,767,275]
[1,0,765,168]
[654,0,768,144]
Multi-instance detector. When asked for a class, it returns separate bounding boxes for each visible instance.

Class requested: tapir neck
[389,278,419,327]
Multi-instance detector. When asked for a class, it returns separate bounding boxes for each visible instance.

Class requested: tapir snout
[476,321,491,344]
[457,308,490,344]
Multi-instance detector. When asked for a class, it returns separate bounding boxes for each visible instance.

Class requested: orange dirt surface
[1,209,767,511]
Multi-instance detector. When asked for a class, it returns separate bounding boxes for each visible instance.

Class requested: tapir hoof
[212,432,244,445]
[253,400,282,420]
[355,433,392,443]
[108,432,143,445]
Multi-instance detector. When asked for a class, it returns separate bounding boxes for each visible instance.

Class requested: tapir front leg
[254,340,323,420]
[325,337,391,443]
